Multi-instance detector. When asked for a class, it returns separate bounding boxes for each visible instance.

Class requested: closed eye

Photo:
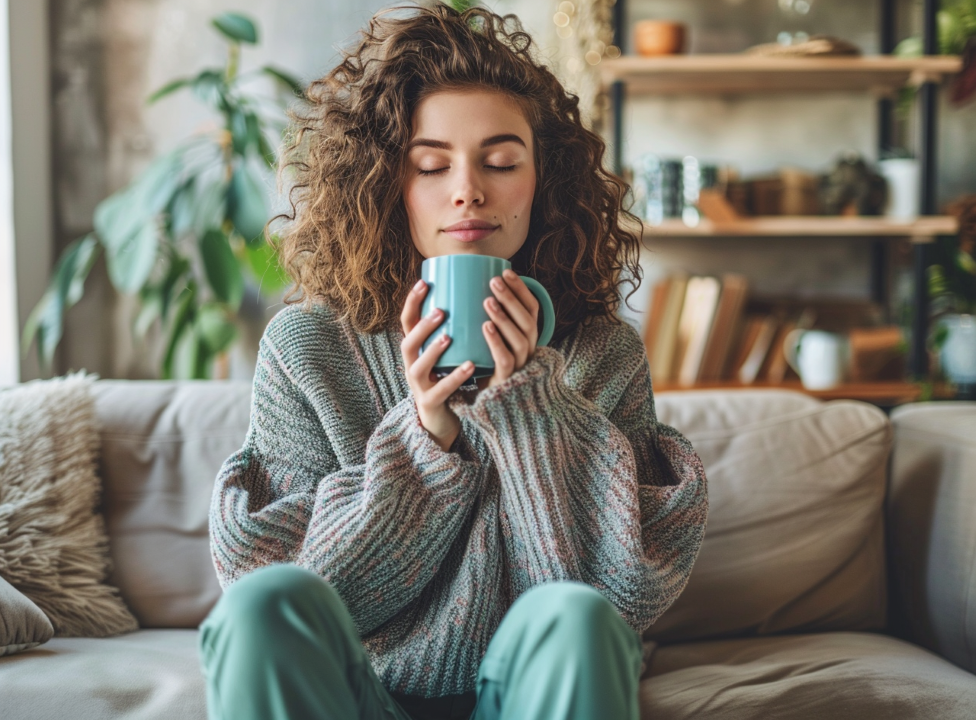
[417,164,517,176]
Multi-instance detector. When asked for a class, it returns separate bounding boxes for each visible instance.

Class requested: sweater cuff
[373,396,481,486]
[447,346,580,434]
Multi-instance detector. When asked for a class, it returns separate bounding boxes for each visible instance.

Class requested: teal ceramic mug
[420,254,556,379]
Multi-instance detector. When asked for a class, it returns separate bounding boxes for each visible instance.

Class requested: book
[737,314,780,384]
[698,274,749,382]
[675,276,722,386]
[651,273,688,383]
[642,277,672,362]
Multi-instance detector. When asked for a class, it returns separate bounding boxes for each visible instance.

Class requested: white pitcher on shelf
[784,329,850,390]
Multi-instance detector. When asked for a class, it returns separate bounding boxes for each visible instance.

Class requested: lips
[442,219,499,243]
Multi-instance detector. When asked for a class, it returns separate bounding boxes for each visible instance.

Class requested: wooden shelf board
[640,216,958,239]
[654,380,934,405]
[601,54,963,95]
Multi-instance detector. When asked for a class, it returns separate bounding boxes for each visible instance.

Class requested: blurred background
[2,0,975,408]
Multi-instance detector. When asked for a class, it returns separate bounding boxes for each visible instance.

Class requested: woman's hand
[479,268,541,391]
[400,279,475,452]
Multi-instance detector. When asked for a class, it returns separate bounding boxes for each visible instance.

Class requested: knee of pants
[513,581,636,648]
[203,563,343,640]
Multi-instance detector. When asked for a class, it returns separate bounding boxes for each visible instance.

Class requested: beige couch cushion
[651,391,891,642]
[888,401,976,674]
[0,576,54,656]
[0,630,205,720]
[642,632,976,719]
[92,381,251,629]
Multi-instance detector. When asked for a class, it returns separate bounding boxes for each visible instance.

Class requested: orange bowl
[634,20,686,56]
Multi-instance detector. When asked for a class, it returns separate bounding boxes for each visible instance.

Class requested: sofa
[1,380,975,719]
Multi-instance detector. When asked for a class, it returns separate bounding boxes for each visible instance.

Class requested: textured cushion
[92,381,251,628]
[0,629,206,720]
[642,632,976,719]
[0,575,53,656]
[650,391,891,642]
[0,374,138,637]
[888,401,976,674]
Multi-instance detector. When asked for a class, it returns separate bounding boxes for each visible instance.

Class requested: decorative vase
[634,21,686,56]
[940,314,976,385]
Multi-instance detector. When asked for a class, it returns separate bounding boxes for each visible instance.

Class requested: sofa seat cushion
[0,629,205,720]
[641,631,976,719]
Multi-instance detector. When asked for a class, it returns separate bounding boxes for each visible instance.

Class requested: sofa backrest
[652,389,892,643]
[93,380,251,629]
[91,381,892,638]
[888,401,976,675]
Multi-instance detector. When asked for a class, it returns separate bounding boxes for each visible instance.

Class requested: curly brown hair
[273,3,643,345]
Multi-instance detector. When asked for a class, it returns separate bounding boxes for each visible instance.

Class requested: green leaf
[200,228,244,307]
[104,219,160,294]
[94,149,183,294]
[159,254,191,320]
[173,324,208,380]
[134,287,163,339]
[162,283,196,379]
[260,66,304,96]
[193,179,229,237]
[196,303,238,354]
[243,239,290,295]
[227,161,268,244]
[21,235,101,370]
[192,69,227,109]
[167,177,197,238]
[212,12,258,44]
[147,77,192,104]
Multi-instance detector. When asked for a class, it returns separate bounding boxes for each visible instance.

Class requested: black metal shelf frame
[609,0,948,379]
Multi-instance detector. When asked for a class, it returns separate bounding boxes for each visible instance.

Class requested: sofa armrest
[887,402,976,673]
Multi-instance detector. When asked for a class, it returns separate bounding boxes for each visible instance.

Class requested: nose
[451,164,484,207]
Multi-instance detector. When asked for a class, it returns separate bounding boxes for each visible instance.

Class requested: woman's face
[403,89,537,260]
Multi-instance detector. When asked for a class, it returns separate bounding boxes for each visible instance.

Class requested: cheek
[403,182,433,228]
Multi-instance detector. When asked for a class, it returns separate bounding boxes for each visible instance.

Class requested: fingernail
[491,277,504,290]
[504,269,516,278]
[462,361,474,370]
[485,322,495,334]
[413,279,425,292]
[429,308,442,319]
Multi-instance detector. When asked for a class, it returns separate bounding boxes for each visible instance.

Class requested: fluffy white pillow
[0,373,138,637]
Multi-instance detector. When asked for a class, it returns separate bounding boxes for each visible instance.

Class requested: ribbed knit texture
[209,302,708,697]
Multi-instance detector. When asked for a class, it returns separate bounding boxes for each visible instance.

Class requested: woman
[198,5,707,720]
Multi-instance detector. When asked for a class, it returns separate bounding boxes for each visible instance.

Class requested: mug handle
[520,276,556,346]
[783,328,806,377]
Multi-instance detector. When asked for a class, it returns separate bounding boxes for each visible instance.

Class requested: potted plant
[928,196,976,388]
[22,11,303,379]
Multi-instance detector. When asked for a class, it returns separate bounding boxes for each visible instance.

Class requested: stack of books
[642,273,818,386]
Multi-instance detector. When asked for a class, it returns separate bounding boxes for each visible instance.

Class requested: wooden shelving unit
[600,54,962,95]
[606,0,962,405]
[640,216,958,240]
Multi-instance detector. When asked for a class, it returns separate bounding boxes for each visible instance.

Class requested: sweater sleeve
[446,331,707,634]
[209,333,483,636]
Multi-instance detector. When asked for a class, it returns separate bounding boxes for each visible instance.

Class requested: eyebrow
[406,133,527,152]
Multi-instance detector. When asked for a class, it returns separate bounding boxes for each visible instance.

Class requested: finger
[411,329,454,386]
[427,361,476,406]
[490,273,538,342]
[400,305,444,368]
[400,279,429,336]
[484,321,515,379]
[484,296,529,365]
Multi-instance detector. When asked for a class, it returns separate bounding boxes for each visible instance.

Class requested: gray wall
[46,0,975,378]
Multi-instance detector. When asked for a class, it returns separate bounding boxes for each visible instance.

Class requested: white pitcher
[784,329,850,390]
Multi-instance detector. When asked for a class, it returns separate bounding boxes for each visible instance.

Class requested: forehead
[409,89,532,146]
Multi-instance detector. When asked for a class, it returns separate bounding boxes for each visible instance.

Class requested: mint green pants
[198,564,643,720]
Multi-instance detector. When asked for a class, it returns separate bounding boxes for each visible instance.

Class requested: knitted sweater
[208,302,708,697]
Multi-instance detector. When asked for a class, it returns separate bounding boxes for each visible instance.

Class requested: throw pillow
[0,372,138,637]
[0,574,54,656]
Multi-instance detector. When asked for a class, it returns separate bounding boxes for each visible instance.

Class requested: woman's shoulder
[259,302,350,369]
[562,313,646,365]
